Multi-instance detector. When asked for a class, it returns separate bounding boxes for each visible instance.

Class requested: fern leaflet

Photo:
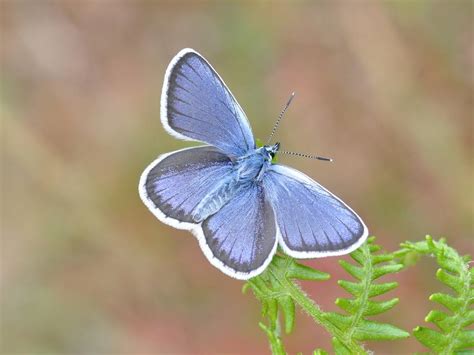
[324,236,409,354]
[396,235,474,354]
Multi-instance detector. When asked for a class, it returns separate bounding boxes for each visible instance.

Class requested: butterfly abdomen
[192,149,269,223]
[192,175,248,223]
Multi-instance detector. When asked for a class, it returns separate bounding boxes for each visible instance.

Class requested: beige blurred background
[1,1,472,353]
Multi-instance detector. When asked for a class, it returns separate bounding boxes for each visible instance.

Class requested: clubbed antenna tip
[280,151,333,162]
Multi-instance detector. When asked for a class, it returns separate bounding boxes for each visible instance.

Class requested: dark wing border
[265,164,369,258]
[139,146,274,280]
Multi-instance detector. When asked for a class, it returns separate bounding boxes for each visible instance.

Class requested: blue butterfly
[139,48,368,280]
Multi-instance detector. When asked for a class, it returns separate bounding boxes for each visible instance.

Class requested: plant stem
[268,263,366,354]
[248,279,286,354]
[345,242,372,343]
[259,315,286,355]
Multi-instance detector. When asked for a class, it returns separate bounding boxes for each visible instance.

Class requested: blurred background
[1,0,472,353]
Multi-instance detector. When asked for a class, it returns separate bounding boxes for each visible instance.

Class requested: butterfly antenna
[280,150,333,162]
[266,92,295,145]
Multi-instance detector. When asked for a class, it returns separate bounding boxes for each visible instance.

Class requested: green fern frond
[324,236,409,353]
[398,235,473,354]
[246,254,330,354]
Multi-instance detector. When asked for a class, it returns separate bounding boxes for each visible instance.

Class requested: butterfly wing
[161,48,255,157]
[139,145,234,228]
[140,147,277,279]
[199,182,277,279]
[263,164,368,257]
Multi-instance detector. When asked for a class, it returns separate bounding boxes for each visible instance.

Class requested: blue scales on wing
[263,165,367,255]
[142,146,234,224]
[202,182,276,274]
[163,50,255,157]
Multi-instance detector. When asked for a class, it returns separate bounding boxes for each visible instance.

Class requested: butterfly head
[263,142,280,163]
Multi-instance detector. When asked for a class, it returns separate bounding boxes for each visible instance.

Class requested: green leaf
[258,321,286,355]
[247,253,330,354]
[267,298,278,323]
[371,254,394,264]
[371,264,404,280]
[337,280,399,298]
[278,295,295,334]
[455,330,474,350]
[353,321,410,341]
[436,252,459,274]
[436,268,464,293]
[334,298,400,316]
[363,298,399,316]
[339,260,364,280]
[323,312,352,331]
[463,309,474,326]
[413,326,447,352]
[429,292,463,312]
[398,237,473,353]
[425,310,454,332]
[332,337,352,355]
[368,282,399,297]
[337,280,361,296]
[334,298,355,314]
[248,236,471,355]
[287,261,330,281]
[349,249,364,265]
[330,237,407,347]
[250,276,272,296]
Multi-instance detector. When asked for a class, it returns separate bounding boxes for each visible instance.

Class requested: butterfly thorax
[236,147,273,180]
[191,147,275,223]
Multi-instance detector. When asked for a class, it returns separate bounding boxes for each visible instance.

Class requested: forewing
[162,48,255,157]
[139,146,234,227]
[263,165,368,257]
[199,182,277,279]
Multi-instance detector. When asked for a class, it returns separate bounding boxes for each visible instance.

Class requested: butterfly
[139,48,368,280]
